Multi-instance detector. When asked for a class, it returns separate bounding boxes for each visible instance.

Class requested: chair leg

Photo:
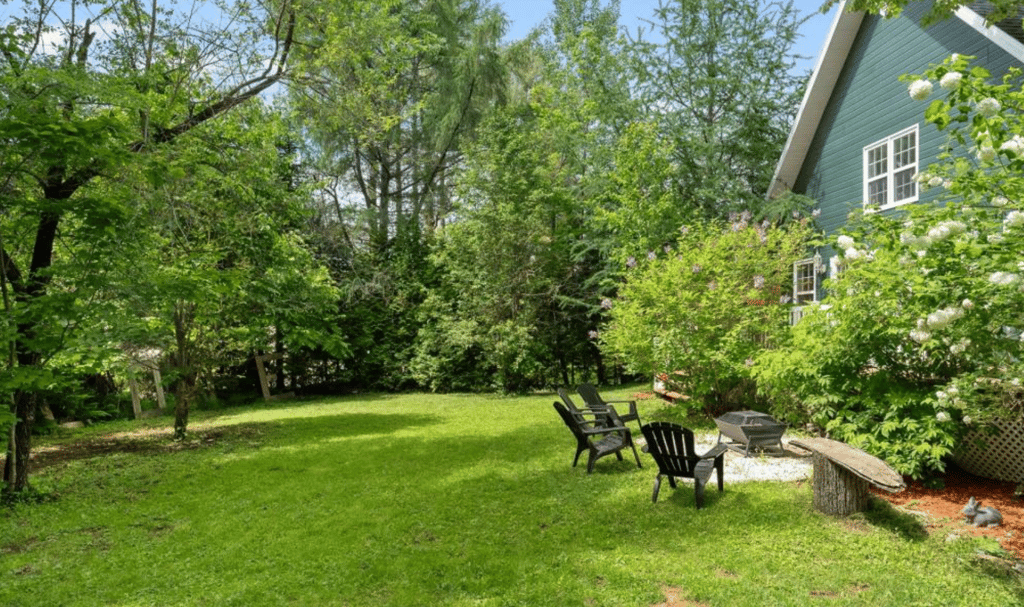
[628,442,642,469]
[652,475,663,503]
[695,478,705,509]
[587,450,598,474]
[715,460,724,491]
[573,447,585,468]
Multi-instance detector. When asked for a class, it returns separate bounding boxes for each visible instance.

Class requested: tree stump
[811,452,869,516]
[791,437,905,516]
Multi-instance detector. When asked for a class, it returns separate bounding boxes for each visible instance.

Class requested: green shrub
[756,55,1024,478]
[601,216,815,416]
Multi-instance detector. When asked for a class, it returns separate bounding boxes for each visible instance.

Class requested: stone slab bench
[790,437,906,516]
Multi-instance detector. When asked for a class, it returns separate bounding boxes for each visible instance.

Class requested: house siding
[793,3,1022,239]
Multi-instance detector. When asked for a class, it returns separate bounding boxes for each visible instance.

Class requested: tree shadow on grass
[28,412,441,473]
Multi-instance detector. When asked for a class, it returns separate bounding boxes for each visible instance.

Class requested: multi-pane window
[863,125,919,209]
[793,258,817,304]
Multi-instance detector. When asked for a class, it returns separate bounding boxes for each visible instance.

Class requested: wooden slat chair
[577,383,643,432]
[552,402,642,474]
[640,421,727,508]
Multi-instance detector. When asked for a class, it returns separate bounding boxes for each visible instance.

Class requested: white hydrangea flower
[962,299,974,309]
[951,53,960,62]
[845,248,862,260]
[977,97,1001,117]
[990,271,1021,286]
[978,145,997,162]
[910,328,931,343]
[993,196,1009,207]
[1000,135,1024,155]
[940,71,963,90]
[963,415,972,425]
[909,79,933,100]
[928,176,944,187]
[837,235,855,251]
[1004,210,1024,228]
[936,411,950,422]
[988,233,1005,243]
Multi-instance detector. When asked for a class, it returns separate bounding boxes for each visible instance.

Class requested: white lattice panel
[953,418,1024,482]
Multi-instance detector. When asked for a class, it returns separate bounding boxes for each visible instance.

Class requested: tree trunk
[171,301,197,441]
[811,452,869,516]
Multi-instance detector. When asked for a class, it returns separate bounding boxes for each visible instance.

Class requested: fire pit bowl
[714,411,786,457]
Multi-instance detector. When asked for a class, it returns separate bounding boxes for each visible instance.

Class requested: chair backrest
[557,387,581,413]
[576,383,605,409]
[640,422,700,478]
[553,402,589,444]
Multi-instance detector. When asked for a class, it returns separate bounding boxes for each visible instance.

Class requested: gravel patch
[690,433,813,483]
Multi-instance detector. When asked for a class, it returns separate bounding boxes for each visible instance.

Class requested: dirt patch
[25,424,265,473]
[651,586,709,607]
[871,464,1024,560]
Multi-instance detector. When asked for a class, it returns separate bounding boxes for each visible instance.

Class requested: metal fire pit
[714,411,786,457]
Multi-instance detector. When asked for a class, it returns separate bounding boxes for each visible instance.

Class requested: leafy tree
[1,0,296,492]
[290,0,507,389]
[601,217,816,416]
[628,0,807,220]
[109,103,347,439]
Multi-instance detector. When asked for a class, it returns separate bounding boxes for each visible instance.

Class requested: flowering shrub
[600,215,815,416]
[756,55,1024,479]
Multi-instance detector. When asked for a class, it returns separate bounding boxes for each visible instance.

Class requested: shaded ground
[871,465,1024,560]
[25,424,264,473]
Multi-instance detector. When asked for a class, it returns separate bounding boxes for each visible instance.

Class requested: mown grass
[2,388,1022,606]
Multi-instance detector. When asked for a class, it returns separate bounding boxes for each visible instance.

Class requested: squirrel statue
[962,496,1003,528]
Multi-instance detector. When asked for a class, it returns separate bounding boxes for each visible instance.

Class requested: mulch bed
[871,464,1024,560]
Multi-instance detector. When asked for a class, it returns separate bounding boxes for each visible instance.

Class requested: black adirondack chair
[552,402,642,474]
[558,387,614,429]
[577,383,642,431]
[640,422,727,508]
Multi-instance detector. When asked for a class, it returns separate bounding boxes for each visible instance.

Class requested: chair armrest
[699,444,728,460]
[580,424,629,436]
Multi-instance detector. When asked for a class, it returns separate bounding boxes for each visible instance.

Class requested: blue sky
[498,0,839,76]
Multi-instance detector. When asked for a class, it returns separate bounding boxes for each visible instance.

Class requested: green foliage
[756,56,1024,479]
[602,217,816,415]
[628,0,807,218]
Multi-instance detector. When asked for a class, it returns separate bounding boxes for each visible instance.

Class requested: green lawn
[2,389,1022,606]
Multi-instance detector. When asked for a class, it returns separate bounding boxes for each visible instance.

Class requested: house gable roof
[768,1,1024,199]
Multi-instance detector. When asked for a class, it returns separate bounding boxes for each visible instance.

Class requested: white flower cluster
[1001,135,1024,155]
[936,411,950,422]
[978,145,997,162]
[909,79,933,100]
[926,220,967,242]
[1005,210,1024,228]
[993,195,1009,207]
[977,97,1002,118]
[925,306,964,330]
[836,234,872,261]
[940,71,963,90]
[950,338,971,355]
[990,271,1021,286]
[910,328,931,343]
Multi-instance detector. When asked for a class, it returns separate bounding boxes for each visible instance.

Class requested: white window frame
[863,124,919,210]
[792,258,817,304]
